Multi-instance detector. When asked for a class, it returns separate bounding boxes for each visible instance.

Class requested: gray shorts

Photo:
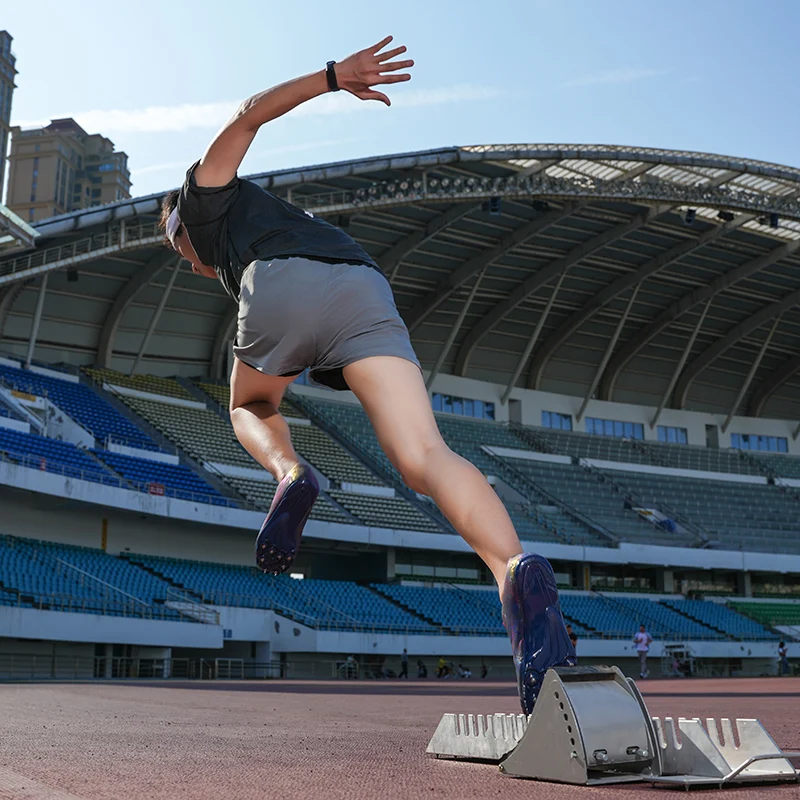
[233,257,421,391]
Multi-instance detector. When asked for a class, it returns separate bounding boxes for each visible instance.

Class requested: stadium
[1,143,799,796]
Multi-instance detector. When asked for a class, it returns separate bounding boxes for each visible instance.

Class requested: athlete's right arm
[194,36,413,189]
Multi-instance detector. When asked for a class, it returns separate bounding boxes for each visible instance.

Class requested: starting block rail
[427,665,800,789]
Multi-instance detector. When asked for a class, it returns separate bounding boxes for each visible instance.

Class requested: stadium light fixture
[532,200,550,213]
[718,211,735,222]
[770,213,779,228]
[684,209,697,226]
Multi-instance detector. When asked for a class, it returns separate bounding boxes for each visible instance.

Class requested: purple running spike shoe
[255,464,319,575]
[502,552,577,715]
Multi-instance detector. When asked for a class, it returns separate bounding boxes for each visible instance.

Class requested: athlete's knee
[395,439,451,494]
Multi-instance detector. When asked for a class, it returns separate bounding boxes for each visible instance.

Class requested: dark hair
[158,190,179,246]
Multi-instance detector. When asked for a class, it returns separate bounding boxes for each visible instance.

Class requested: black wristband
[326,61,340,92]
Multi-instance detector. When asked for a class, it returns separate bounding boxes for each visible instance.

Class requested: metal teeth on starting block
[426,713,528,761]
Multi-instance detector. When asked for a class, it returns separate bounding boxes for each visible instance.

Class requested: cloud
[132,137,364,178]
[560,68,671,88]
[13,84,499,135]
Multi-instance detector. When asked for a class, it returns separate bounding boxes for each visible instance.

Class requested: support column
[720,316,782,433]
[130,257,182,375]
[425,268,487,390]
[501,269,568,405]
[254,641,272,678]
[579,563,591,590]
[658,569,675,594]
[576,285,639,423]
[738,572,753,598]
[386,547,396,581]
[25,273,49,368]
[650,298,713,428]
[103,643,113,679]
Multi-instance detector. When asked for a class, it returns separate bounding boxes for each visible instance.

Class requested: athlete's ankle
[274,461,303,482]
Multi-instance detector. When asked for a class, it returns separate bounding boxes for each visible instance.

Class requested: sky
[4,0,800,198]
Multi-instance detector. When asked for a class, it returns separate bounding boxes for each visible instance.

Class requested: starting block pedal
[427,665,800,788]
[650,716,799,787]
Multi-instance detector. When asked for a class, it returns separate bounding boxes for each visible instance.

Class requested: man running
[160,36,575,714]
[634,624,653,678]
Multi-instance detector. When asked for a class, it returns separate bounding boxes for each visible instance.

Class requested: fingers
[377,44,407,62]
[373,73,412,85]
[356,89,391,106]
[371,35,393,54]
[378,58,414,73]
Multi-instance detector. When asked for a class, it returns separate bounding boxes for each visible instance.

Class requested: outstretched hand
[336,36,414,105]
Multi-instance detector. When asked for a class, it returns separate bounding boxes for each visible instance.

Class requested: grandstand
[0,144,798,679]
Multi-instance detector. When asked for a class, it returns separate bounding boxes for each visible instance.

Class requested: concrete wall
[0,605,223,648]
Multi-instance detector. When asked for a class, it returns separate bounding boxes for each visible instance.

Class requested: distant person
[416,659,427,679]
[437,656,448,679]
[778,641,789,676]
[670,657,684,678]
[458,664,472,679]
[398,648,408,679]
[481,663,488,680]
[345,654,358,680]
[634,625,653,678]
[566,624,578,662]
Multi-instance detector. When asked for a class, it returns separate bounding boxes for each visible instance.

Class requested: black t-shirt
[177,161,379,301]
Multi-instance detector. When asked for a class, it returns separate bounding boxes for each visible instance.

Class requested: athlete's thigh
[229,358,298,411]
[342,355,442,466]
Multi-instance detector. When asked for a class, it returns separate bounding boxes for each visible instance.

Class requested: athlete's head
[159,191,216,278]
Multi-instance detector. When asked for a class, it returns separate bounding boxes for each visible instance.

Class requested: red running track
[0,677,798,799]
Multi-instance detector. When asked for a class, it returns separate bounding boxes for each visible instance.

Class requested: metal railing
[506,422,712,547]
[0,655,286,681]
[0,223,161,285]
[0,445,241,508]
[171,587,505,637]
[104,432,172,454]
[482,448,618,546]
[0,591,203,623]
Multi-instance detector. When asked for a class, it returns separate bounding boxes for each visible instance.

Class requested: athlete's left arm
[194,36,413,188]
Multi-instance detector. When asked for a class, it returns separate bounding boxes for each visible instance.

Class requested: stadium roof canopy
[1,143,799,422]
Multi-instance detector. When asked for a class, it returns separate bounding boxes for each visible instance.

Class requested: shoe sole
[255,475,318,575]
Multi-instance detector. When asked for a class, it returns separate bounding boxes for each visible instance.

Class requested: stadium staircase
[285,391,454,534]
[509,422,711,548]
[192,382,370,526]
[481,448,616,546]
[81,370,253,509]
[628,437,672,469]
[593,592,682,641]
[367,584,443,631]
[734,449,800,503]
[119,554,206,603]
[667,603,728,639]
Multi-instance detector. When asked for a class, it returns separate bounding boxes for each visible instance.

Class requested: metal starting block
[427,665,800,789]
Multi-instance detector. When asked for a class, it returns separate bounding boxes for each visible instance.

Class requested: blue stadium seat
[0,362,156,451]
[128,554,437,633]
[93,450,233,506]
[0,427,119,485]
[0,535,186,621]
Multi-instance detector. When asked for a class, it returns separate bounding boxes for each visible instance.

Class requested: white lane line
[0,766,89,800]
